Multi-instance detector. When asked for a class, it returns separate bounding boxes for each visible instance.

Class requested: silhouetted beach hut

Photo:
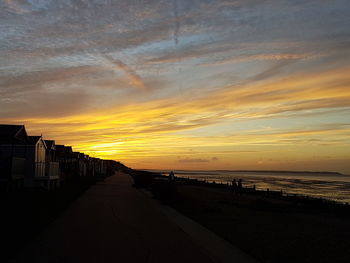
[0,124,27,189]
[78,152,87,177]
[43,140,60,189]
[25,136,47,188]
[85,154,95,177]
[56,145,74,183]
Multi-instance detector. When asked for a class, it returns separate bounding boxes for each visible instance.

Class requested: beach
[153,170,350,204]
[166,182,350,263]
[126,169,350,262]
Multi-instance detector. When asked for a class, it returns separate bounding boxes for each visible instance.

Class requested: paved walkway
[12,172,256,263]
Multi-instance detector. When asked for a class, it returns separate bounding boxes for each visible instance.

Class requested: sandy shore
[166,183,350,263]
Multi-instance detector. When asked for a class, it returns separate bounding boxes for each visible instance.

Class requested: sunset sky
[1,0,349,173]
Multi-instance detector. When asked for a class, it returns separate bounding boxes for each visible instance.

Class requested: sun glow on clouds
[1,0,350,173]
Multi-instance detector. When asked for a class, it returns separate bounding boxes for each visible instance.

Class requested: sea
[149,170,350,204]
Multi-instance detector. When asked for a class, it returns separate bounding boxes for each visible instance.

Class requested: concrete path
[12,172,256,263]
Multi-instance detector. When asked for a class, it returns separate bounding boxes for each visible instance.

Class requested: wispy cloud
[100,53,146,90]
[10,66,350,141]
[4,0,30,14]
[178,158,209,163]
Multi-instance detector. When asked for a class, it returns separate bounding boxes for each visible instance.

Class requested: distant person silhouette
[232,179,237,193]
[169,171,175,182]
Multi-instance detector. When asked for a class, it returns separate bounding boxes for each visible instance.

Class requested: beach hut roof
[27,136,47,148]
[44,140,55,150]
[0,124,28,144]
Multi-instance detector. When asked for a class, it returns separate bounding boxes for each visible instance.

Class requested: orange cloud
[4,67,347,168]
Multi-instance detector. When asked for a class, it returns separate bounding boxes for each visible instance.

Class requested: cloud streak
[10,67,350,140]
[178,158,209,163]
[4,0,30,14]
[100,53,146,90]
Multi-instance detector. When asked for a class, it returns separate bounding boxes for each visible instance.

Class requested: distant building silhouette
[1,123,121,191]
[0,124,27,189]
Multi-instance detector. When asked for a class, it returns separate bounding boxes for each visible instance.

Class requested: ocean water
[151,170,350,204]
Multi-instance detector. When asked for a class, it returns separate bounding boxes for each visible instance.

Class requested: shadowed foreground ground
[171,184,350,263]
[11,172,254,263]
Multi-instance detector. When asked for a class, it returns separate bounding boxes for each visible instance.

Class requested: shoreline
[163,174,350,206]
[145,169,346,176]
[131,169,350,205]
[128,170,350,263]
[148,170,350,204]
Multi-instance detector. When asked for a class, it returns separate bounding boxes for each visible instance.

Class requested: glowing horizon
[1,1,349,174]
